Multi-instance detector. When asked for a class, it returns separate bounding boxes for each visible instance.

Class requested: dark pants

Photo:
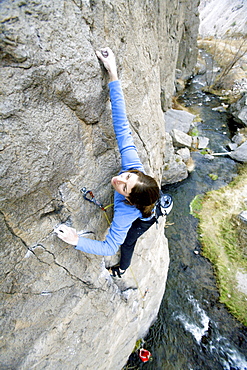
[119,217,157,270]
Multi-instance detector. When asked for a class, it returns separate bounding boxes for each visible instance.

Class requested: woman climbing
[56,47,168,277]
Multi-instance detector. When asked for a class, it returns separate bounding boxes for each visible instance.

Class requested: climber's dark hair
[125,169,160,218]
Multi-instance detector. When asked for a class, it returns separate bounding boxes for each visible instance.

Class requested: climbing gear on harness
[155,192,173,218]
[139,192,173,222]
[139,348,152,363]
[80,187,113,225]
[107,264,125,278]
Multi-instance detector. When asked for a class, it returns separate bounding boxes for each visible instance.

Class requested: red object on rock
[139,348,152,362]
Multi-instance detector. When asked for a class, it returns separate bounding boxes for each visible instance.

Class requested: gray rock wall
[199,0,247,38]
[0,1,199,369]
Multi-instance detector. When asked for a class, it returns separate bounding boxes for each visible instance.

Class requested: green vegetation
[190,164,247,326]
[208,173,218,180]
[190,194,204,218]
[189,127,199,137]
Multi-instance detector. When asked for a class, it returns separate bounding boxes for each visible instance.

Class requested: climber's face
[111,172,138,198]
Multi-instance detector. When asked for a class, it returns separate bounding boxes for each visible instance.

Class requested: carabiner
[80,187,106,211]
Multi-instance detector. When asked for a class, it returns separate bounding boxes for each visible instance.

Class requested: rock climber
[55,47,169,277]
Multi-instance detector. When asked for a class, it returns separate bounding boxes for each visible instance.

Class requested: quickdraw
[81,187,106,211]
[80,187,113,225]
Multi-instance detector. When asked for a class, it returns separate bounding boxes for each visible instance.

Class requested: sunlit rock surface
[199,0,247,38]
[0,0,199,368]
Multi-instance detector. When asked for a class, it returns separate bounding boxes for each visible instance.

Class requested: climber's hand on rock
[55,224,79,246]
[96,47,118,82]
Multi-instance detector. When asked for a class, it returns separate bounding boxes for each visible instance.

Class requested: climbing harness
[80,187,113,226]
[80,187,173,308]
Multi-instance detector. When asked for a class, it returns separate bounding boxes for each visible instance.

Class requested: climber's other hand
[55,224,79,246]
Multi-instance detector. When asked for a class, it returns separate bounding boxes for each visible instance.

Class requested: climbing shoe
[107,264,125,278]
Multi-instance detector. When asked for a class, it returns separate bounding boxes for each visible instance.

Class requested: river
[134,52,247,370]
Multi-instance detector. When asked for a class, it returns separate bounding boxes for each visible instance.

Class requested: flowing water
[135,53,247,370]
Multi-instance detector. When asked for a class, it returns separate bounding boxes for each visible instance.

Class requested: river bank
[191,164,247,326]
[197,37,247,102]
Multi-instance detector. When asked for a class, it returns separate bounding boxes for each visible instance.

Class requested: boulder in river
[176,147,191,162]
[198,136,210,149]
[232,132,245,145]
[164,108,196,134]
[162,154,188,185]
[162,133,189,185]
[228,141,247,163]
[227,142,238,151]
[230,92,247,127]
[170,129,192,148]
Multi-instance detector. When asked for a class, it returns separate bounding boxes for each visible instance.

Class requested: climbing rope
[129,266,148,305]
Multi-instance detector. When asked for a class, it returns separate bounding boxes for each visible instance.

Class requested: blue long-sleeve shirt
[75,80,144,256]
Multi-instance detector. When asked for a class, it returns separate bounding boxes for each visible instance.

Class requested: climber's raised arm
[96,47,118,82]
[97,47,143,173]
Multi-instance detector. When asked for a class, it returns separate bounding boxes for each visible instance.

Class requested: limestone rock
[227,142,238,151]
[162,133,189,185]
[0,0,199,368]
[187,135,210,150]
[159,0,199,110]
[162,154,188,185]
[176,0,200,80]
[232,132,245,145]
[199,0,247,38]
[212,105,228,112]
[164,108,196,134]
[228,141,247,162]
[177,147,191,163]
[195,59,207,75]
[175,78,186,92]
[198,136,210,149]
[230,93,247,127]
[205,154,215,160]
[170,129,192,148]
[239,210,247,224]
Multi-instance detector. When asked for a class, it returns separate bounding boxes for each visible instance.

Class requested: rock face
[0,1,199,369]
[199,0,247,38]
[230,92,247,127]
